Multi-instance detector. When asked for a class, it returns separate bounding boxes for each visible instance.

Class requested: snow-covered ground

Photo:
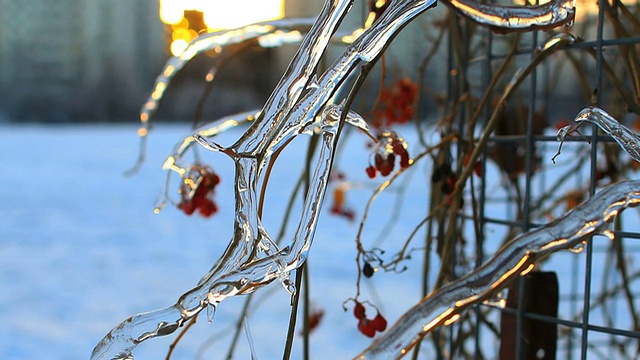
[2,123,638,359]
[0,123,435,359]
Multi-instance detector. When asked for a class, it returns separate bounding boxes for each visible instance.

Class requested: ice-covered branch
[444,0,576,33]
[93,0,440,358]
[356,179,640,359]
[126,18,315,175]
[356,107,640,359]
[140,18,315,125]
[244,0,438,165]
[575,106,640,161]
[93,0,596,358]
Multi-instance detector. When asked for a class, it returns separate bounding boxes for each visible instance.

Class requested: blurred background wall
[0,0,286,123]
[0,0,165,122]
[0,0,434,123]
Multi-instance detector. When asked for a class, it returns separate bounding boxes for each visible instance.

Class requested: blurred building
[0,0,294,122]
[0,0,430,123]
[0,0,166,122]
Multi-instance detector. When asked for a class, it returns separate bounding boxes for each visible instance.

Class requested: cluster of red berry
[372,78,418,129]
[353,301,387,338]
[366,130,411,178]
[177,166,220,217]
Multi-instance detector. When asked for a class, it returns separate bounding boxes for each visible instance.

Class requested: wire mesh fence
[454,0,640,358]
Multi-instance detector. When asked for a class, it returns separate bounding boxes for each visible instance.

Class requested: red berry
[392,141,405,155]
[199,199,218,217]
[399,152,410,169]
[473,160,483,177]
[371,313,387,332]
[375,153,395,176]
[358,318,376,338]
[191,190,205,207]
[179,200,196,216]
[365,165,376,179]
[445,175,457,195]
[353,302,366,320]
[212,173,220,186]
[308,309,324,332]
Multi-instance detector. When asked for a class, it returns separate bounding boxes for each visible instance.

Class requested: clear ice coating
[126,18,315,175]
[355,180,640,359]
[445,0,576,32]
[92,0,440,358]
[94,0,602,358]
[574,106,640,161]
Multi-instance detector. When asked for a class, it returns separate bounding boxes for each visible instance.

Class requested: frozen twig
[574,106,640,161]
[356,179,640,359]
[443,0,576,33]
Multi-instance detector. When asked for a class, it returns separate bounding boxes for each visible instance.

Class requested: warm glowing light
[514,0,637,22]
[201,0,284,30]
[491,254,530,289]
[159,0,284,30]
[159,0,184,25]
[602,229,615,240]
[540,238,567,251]
[568,241,586,253]
[163,65,175,77]
[423,308,454,332]
[162,156,176,170]
[443,313,461,326]
[455,295,480,308]
[151,82,167,99]
[519,263,535,277]
[342,28,365,44]
[258,30,303,48]
[159,0,284,56]
[170,39,189,56]
[499,298,507,308]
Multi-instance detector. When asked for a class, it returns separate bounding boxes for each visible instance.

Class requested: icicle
[356,180,640,359]
[444,0,576,33]
[206,303,216,324]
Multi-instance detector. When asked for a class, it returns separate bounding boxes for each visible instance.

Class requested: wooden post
[500,271,559,360]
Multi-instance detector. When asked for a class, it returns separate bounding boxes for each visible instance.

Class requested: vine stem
[165,316,197,360]
[282,264,305,360]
